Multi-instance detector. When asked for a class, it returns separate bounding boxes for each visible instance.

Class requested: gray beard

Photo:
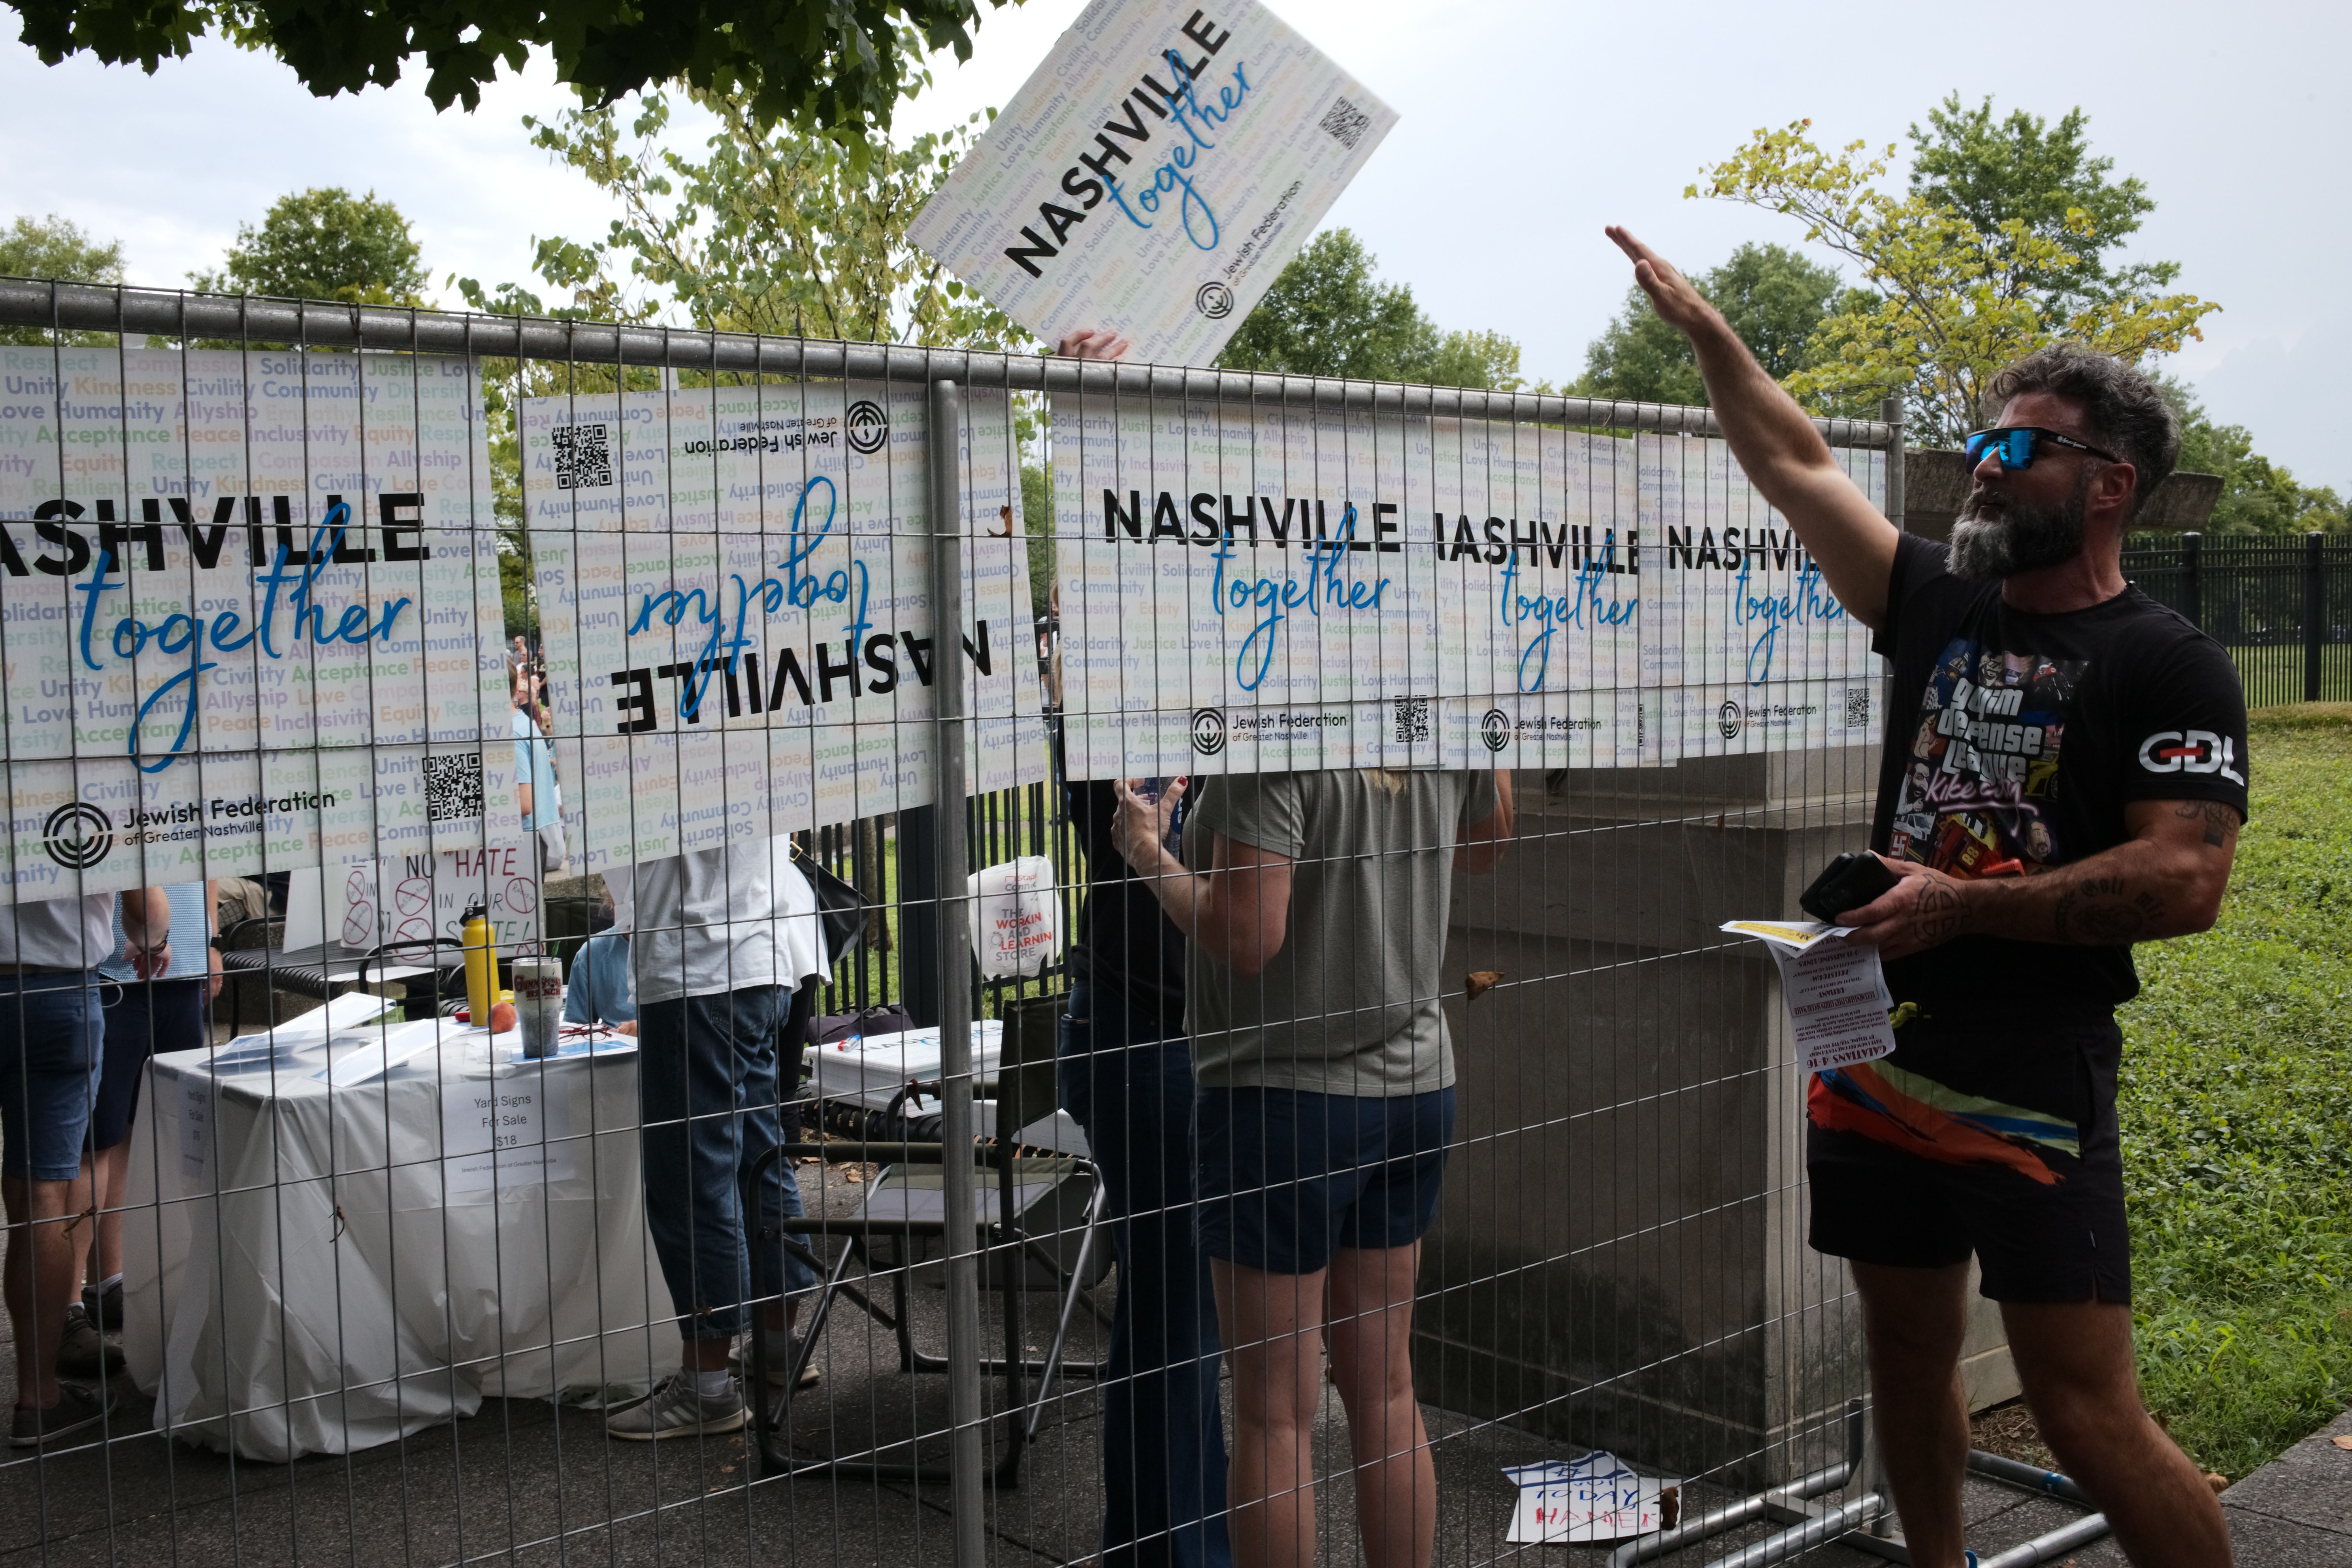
[1947,475,2090,581]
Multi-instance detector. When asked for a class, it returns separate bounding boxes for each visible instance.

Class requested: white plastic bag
[966,856,1060,979]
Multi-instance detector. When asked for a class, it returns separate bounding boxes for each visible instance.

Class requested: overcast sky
[2,0,2344,490]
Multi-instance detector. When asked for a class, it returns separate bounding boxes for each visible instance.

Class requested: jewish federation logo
[1195,282,1235,320]
[1717,699,1745,741]
[1480,709,1511,753]
[43,802,113,871]
[1190,707,1227,756]
[844,400,890,455]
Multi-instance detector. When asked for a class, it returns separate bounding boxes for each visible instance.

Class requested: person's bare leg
[1327,1242,1435,1568]
[1213,1257,1327,1568]
[4,1171,90,1409]
[86,1139,132,1286]
[1851,1261,1972,1566]
[2003,1298,2231,1567]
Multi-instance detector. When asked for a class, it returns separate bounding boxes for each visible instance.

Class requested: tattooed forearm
[2052,874,2166,944]
[2172,798,2238,849]
[1908,880,1965,946]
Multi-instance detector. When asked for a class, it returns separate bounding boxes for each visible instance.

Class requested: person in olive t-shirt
[1113,767,1512,1568]
[1613,225,2243,1568]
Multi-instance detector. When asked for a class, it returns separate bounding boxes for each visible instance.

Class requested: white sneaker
[728,1333,821,1390]
[604,1372,746,1441]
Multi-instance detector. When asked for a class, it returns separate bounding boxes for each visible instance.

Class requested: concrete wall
[1413,748,1906,1487]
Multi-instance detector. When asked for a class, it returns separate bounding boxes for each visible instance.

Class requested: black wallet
[1799,851,1900,923]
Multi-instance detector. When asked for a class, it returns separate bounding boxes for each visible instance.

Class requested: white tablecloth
[121,1021,678,1461]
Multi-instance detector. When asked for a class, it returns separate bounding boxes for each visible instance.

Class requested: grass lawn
[2119,702,2352,1478]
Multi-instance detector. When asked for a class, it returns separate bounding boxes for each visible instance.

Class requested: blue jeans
[1058,979,1232,1568]
[637,984,817,1340]
[0,972,104,1182]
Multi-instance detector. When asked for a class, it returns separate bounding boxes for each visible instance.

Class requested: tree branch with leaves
[1690,112,2218,442]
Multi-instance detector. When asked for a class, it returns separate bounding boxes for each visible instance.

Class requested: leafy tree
[1576,242,1840,406]
[9,0,1013,134]
[2160,383,2346,538]
[465,77,1014,347]
[1907,94,2170,316]
[0,213,125,345]
[1693,107,2218,442]
[1217,229,1532,390]
[193,187,428,304]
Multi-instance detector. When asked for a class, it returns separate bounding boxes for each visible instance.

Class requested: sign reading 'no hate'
[908,0,1397,367]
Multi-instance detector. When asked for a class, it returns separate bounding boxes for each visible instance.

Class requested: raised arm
[1109,778,1293,977]
[1605,226,1900,630]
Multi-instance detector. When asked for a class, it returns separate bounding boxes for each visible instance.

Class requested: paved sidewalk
[2218,1406,2352,1567]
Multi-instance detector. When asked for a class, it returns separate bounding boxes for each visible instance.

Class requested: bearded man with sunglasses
[1608,228,2243,1568]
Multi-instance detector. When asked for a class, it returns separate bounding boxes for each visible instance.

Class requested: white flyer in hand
[1722,919,1896,1074]
[908,0,1396,367]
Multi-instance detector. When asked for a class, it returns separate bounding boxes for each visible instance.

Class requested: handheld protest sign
[909,0,1397,368]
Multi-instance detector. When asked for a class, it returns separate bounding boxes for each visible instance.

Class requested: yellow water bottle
[460,899,497,1023]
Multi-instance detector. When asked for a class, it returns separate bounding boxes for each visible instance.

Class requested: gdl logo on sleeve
[2136,729,2245,784]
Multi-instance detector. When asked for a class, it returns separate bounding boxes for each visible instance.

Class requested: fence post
[2182,530,2202,631]
[2307,530,2326,703]
[1880,396,1905,530]
[925,375,988,1567]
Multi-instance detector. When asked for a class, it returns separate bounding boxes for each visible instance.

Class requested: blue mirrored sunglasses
[1962,426,2119,470]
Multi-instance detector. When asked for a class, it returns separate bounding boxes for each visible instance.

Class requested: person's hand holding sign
[1057,329,1130,362]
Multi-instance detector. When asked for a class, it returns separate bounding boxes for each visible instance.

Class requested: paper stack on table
[1721,920,1898,1074]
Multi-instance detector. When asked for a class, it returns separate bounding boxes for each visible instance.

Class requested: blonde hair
[1360,769,1408,796]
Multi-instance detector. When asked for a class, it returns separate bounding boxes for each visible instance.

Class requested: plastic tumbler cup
[512,956,564,1059]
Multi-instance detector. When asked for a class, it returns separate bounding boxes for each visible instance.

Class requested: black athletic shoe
[10,1382,119,1449]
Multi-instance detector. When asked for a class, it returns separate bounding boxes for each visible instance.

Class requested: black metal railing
[2126,531,2350,708]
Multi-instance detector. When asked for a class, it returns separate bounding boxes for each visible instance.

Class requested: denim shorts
[0,971,106,1181]
[1194,1086,1455,1275]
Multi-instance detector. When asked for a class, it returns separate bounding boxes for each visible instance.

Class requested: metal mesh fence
[0,278,1994,1568]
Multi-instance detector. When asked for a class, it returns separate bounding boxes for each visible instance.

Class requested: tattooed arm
[1838,798,2241,959]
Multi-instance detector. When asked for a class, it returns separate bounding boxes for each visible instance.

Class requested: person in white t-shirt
[4,887,168,1448]
[597,838,830,1439]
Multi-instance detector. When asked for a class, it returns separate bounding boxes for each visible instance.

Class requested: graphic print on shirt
[1884,637,2086,879]
[1811,635,2090,1185]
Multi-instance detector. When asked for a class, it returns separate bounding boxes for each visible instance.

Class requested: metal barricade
[0,277,2093,1568]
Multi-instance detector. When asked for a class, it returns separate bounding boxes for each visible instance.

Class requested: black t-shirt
[1869,532,2250,1012]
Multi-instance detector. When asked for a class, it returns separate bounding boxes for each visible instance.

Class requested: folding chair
[743,991,1111,1487]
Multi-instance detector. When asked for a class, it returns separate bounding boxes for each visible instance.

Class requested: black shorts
[1806,1010,2132,1304]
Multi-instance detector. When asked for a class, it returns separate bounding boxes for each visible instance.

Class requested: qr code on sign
[1318,96,1371,150]
[1392,696,1429,745]
[1841,687,1873,730]
[423,754,485,824]
[552,422,612,490]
